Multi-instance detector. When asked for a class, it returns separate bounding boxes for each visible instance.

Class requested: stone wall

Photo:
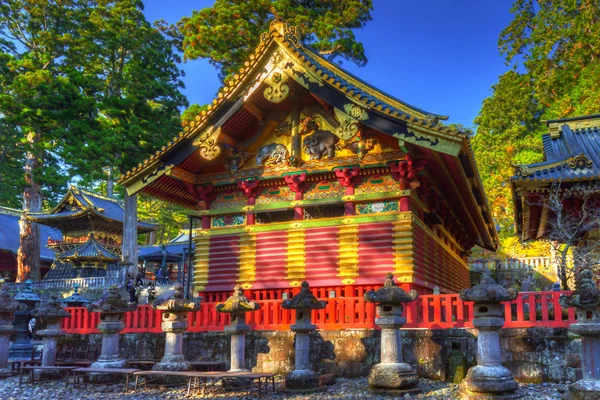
[58,327,581,384]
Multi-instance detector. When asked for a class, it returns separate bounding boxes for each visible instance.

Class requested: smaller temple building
[0,206,61,280]
[27,187,155,279]
[512,114,600,241]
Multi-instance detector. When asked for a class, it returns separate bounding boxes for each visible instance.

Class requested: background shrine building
[119,21,498,298]
[27,187,155,280]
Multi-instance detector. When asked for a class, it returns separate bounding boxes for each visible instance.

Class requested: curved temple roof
[27,187,156,233]
[511,114,600,241]
[513,115,600,183]
[118,21,498,251]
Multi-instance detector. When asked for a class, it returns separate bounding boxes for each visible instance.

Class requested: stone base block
[568,379,600,400]
[285,369,320,391]
[88,359,127,383]
[368,387,421,397]
[150,361,192,384]
[0,367,12,377]
[458,385,522,400]
[368,362,419,390]
[461,365,519,394]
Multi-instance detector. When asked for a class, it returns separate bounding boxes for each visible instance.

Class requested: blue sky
[142,0,514,128]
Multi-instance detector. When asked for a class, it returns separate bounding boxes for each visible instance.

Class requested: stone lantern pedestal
[281,281,327,391]
[559,268,600,400]
[364,273,419,395]
[9,280,40,359]
[87,286,136,381]
[151,285,200,378]
[216,285,260,372]
[32,294,71,379]
[0,288,22,376]
[458,270,520,400]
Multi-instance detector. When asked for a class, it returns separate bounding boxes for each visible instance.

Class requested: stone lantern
[281,281,327,391]
[63,283,91,307]
[458,270,520,400]
[364,273,419,395]
[216,285,260,372]
[32,293,71,378]
[151,284,200,372]
[0,288,23,376]
[87,286,137,371]
[559,268,600,400]
[9,280,40,359]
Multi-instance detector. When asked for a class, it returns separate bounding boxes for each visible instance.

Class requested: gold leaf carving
[195,126,222,160]
[263,71,290,103]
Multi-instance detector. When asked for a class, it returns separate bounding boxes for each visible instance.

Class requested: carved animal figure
[303,130,338,160]
[342,137,377,160]
[256,143,288,166]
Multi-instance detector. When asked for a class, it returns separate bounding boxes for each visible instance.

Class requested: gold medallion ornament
[194,126,222,161]
[264,70,290,103]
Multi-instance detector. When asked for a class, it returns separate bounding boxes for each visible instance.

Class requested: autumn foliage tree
[473,0,600,249]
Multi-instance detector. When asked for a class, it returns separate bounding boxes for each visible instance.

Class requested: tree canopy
[0,0,187,280]
[472,0,600,250]
[160,0,374,81]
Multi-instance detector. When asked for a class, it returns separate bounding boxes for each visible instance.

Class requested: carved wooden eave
[118,20,497,250]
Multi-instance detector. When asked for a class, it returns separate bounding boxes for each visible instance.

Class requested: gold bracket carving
[194,126,222,161]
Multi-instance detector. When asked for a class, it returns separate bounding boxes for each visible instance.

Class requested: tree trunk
[17,132,43,282]
[122,190,139,281]
[559,246,570,290]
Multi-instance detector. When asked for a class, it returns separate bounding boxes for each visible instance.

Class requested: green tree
[0,0,188,280]
[62,0,187,196]
[137,194,189,244]
[160,0,373,81]
[0,0,92,280]
[473,0,600,254]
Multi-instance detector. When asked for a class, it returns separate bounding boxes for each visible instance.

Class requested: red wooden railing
[61,291,575,334]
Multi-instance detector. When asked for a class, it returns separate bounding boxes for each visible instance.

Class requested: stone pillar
[152,285,200,373]
[9,280,40,359]
[32,294,71,379]
[87,286,137,379]
[281,281,327,392]
[0,289,22,376]
[559,268,600,400]
[216,285,260,372]
[364,273,419,395]
[458,270,520,400]
[122,191,138,280]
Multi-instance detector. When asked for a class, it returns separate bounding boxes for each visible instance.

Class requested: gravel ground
[0,375,569,399]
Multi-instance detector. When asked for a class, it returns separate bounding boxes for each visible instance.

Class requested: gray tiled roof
[0,207,61,262]
[512,120,600,183]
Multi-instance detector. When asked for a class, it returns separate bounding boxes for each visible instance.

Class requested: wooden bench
[133,370,193,390]
[19,366,77,387]
[186,371,276,397]
[189,360,226,371]
[71,368,140,393]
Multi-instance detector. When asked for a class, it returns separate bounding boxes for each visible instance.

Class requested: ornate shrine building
[512,114,600,241]
[27,187,155,279]
[119,22,498,296]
